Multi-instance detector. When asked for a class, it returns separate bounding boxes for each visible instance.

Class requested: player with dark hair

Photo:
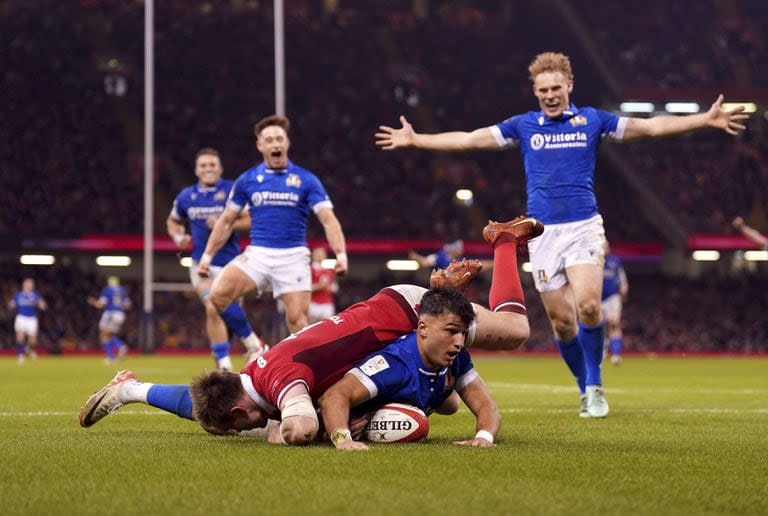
[167,147,265,370]
[376,51,748,417]
[9,278,46,364]
[198,115,348,335]
[319,287,500,451]
[87,276,130,364]
[79,217,542,446]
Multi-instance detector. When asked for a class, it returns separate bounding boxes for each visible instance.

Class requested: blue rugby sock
[211,342,230,360]
[146,385,194,420]
[219,302,254,340]
[16,342,25,356]
[609,337,622,356]
[578,321,605,386]
[103,339,116,360]
[556,337,586,394]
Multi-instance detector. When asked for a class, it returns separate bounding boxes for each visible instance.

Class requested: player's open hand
[453,438,496,448]
[707,94,749,135]
[197,253,212,277]
[336,440,370,451]
[376,115,415,150]
[732,216,745,230]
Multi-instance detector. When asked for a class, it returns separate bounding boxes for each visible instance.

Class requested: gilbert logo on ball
[364,403,429,443]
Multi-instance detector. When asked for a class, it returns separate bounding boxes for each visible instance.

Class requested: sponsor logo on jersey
[285,174,302,188]
[214,190,227,201]
[360,355,390,376]
[187,206,225,220]
[530,131,588,151]
[250,191,300,207]
[570,115,587,127]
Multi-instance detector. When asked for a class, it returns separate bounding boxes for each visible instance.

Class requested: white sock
[217,356,233,371]
[242,333,263,352]
[120,381,153,403]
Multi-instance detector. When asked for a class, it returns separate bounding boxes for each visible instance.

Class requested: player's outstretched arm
[408,250,434,269]
[318,375,372,451]
[453,376,500,448]
[316,208,348,276]
[624,94,749,140]
[198,207,239,276]
[375,115,498,152]
[733,216,768,247]
[166,215,191,250]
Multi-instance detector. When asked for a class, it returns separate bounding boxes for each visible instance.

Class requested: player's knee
[280,416,319,445]
[285,313,308,334]
[577,298,601,324]
[203,298,219,317]
[495,314,529,349]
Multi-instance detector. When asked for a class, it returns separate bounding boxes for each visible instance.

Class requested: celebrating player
[308,247,338,324]
[601,242,628,365]
[79,216,542,445]
[732,216,768,250]
[167,147,265,370]
[319,287,500,451]
[376,52,748,417]
[409,239,465,270]
[198,115,348,334]
[9,278,47,364]
[87,276,131,364]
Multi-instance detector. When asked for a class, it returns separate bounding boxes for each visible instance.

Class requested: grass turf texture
[1,356,766,515]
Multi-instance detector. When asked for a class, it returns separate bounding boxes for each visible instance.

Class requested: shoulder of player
[289,163,323,182]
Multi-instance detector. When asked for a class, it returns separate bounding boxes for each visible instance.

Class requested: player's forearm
[203,216,235,257]
[628,113,710,139]
[321,217,347,258]
[167,218,186,245]
[473,402,501,439]
[739,226,768,247]
[317,394,352,444]
[230,213,251,233]
[411,131,477,152]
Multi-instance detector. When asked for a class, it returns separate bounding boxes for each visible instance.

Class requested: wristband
[335,252,348,268]
[172,232,186,246]
[331,429,352,447]
[474,430,494,444]
[200,252,212,265]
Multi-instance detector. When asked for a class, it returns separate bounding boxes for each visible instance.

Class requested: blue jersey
[13,291,43,317]
[228,161,332,249]
[349,332,478,414]
[602,254,625,300]
[170,180,240,266]
[430,249,452,270]
[492,105,627,224]
[99,286,129,312]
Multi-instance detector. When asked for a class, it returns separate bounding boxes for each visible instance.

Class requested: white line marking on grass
[486,382,768,395]
[0,410,173,417]
[496,408,768,414]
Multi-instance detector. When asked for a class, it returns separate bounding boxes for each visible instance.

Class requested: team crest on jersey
[285,174,302,188]
[257,174,264,183]
[360,355,389,376]
[214,190,226,201]
[570,115,587,127]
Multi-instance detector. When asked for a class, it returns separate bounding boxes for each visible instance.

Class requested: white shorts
[601,293,622,320]
[232,246,311,298]
[308,302,335,323]
[14,315,39,336]
[99,310,126,334]
[189,261,224,290]
[528,214,606,293]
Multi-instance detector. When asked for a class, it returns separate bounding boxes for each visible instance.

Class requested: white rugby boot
[79,370,137,427]
[586,385,609,418]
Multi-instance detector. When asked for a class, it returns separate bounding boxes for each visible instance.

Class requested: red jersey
[240,286,424,411]
[310,263,336,305]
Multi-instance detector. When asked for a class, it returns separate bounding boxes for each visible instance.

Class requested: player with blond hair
[377,51,749,417]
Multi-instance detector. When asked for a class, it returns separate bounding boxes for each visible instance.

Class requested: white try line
[0,410,173,417]
[485,382,768,395]
[494,408,768,414]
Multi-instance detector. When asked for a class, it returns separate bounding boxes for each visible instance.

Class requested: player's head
[528,52,574,119]
[190,370,269,433]
[311,247,328,264]
[194,147,223,186]
[444,240,464,259]
[254,115,291,169]
[22,278,34,291]
[417,287,475,369]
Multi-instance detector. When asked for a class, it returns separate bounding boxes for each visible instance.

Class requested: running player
[601,242,628,365]
[319,287,500,451]
[376,52,748,417]
[79,216,542,445]
[308,247,338,324]
[732,216,768,249]
[167,147,265,370]
[9,278,47,363]
[198,115,348,334]
[87,276,131,364]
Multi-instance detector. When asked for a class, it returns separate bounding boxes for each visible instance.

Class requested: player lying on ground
[319,287,500,451]
[79,217,542,446]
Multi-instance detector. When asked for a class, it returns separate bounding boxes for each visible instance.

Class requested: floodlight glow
[665,102,700,114]
[721,102,756,113]
[96,256,131,267]
[744,250,768,261]
[619,102,654,113]
[522,262,533,273]
[321,259,337,269]
[386,260,420,271]
[180,257,193,268]
[20,254,55,265]
[455,189,474,201]
[692,250,719,262]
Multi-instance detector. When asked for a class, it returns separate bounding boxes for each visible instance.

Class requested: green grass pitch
[1,355,766,515]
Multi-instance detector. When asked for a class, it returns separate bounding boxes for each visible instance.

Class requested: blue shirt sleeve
[350,351,411,402]
[593,109,626,140]
[493,114,524,148]
[171,192,187,220]
[227,175,249,211]
[305,174,331,211]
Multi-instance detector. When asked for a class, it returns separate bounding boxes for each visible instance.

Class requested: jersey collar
[196,180,222,193]
[262,160,295,175]
[540,104,580,122]
[240,374,279,417]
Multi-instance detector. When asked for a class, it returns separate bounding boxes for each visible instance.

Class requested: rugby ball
[363,403,429,443]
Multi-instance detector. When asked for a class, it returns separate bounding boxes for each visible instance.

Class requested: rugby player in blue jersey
[87,276,131,364]
[319,287,500,451]
[377,52,748,417]
[167,148,265,371]
[409,239,465,271]
[9,278,47,363]
[601,242,628,365]
[198,115,348,334]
